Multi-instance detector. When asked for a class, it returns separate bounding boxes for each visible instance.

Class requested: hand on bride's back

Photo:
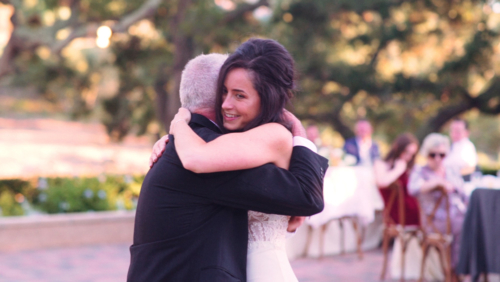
[169,108,191,134]
[150,108,193,167]
[283,110,306,138]
[149,135,169,168]
[287,216,305,232]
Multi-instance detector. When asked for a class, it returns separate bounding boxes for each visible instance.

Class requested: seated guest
[307,124,331,162]
[343,119,380,166]
[408,133,466,267]
[374,133,420,226]
[444,118,478,181]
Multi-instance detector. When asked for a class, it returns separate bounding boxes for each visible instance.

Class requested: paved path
[0,118,153,179]
[0,244,386,282]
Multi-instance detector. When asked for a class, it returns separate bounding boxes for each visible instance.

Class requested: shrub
[0,174,144,216]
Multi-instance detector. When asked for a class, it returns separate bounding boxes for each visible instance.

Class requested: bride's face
[221,68,261,131]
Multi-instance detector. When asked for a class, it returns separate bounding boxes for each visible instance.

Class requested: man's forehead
[450,121,466,129]
[356,121,371,128]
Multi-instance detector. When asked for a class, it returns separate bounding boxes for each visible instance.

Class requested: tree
[268,0,500,141]
[1,0,499,144]
[0,0,269,140]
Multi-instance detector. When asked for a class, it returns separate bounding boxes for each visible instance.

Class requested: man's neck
[192,108,216,123]
[453,137,468,144]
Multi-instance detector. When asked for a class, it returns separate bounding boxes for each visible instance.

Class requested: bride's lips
[223,112,239,122]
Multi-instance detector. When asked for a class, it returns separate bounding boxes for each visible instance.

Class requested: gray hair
[179,53,228,111]
[420,133,450,156]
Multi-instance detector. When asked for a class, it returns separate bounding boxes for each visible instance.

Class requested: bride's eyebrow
[233,88,246,93]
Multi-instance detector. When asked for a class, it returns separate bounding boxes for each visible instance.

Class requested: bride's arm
[170,110,292,173]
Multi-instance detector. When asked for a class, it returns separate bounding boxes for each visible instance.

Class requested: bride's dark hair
[215,38,296,132]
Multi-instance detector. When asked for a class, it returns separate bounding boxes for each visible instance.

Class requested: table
[456,188,500,281]
[308,166,384,228]
[286,166,384,259]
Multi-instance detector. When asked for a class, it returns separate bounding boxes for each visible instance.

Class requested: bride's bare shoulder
[250,123,292,139]
[243,123,292,152]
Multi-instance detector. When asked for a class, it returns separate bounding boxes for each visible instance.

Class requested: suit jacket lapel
[190,113,222,133]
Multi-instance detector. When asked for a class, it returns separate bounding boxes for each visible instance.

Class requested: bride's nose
[221,94,233,110]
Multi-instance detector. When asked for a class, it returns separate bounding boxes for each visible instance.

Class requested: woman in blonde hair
[408,133,466,267]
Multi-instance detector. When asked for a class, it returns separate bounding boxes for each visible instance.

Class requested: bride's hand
[287,216,305,232]
[283,110,306,138]
[149,135,169,168]
[169,108,191,135]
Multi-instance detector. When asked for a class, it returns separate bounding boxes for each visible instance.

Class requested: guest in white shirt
[444,118,478,178]
[343,119,380,166]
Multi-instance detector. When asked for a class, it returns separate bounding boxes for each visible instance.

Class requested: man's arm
[162,143,327,216]
[154,112,327,216]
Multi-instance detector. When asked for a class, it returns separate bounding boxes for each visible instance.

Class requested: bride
[156,38,307,281]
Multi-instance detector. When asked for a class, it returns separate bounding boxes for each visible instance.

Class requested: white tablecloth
[286,166,385,259]
[307,166,384,228]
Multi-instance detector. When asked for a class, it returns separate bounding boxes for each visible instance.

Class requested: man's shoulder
[343,138,357,151]
[191,124,222,142]
[344,137,357,146]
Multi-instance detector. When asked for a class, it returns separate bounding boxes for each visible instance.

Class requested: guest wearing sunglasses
[408,133,467,268]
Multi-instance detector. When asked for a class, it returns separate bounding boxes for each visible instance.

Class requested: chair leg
[400,236,407,282]
[352,217,364,260]
[339,219,345,255]
[419,242,430,282]
[319,223,328,259]
[380,231,390,281]
[302,225,313,258]
[436,244,451,282]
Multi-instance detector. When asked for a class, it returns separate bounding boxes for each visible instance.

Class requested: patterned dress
[246,211,297,282]
[378,171,421,226]
[408,165,467,267]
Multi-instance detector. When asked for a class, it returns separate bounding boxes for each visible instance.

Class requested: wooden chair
[302,215,364,259]
[418,186,455,282]
[380,181,422,281]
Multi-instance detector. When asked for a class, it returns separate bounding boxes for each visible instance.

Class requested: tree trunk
[163,0,194,132]
[165,35,194,132]
[154,63,169,132]
[415,102,472,142]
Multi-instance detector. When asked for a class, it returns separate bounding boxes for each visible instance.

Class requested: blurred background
[1,0,499,214]
[0,0,500,280]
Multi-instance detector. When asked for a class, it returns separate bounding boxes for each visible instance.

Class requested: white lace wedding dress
[247,211,298,282]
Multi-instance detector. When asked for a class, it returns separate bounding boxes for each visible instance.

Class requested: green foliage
[3,0,500,145]
[480,167,500,176]
[0,190,24,216]
[0,175,144,216]
[35,177,110,213]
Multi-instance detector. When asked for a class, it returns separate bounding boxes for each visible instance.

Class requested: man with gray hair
[179,53,228,112]
[127,53,327,281]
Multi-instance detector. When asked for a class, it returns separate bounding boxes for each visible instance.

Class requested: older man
[127,53,327,281]
[343,119,380,166]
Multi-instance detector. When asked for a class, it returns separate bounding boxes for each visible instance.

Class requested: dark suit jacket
[127,114,328,282]
[343,137,380,165]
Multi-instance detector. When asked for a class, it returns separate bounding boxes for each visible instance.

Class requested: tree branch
[221,0,269,24]
[473,77,500,114]
[0,0,162,78]
[112,0,162,33]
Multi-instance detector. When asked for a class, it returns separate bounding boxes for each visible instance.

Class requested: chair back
[418,185,452,238]
[382,181,407,227]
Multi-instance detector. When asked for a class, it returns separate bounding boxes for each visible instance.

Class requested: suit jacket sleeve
[205,146,328,216]
[164,128,328,216]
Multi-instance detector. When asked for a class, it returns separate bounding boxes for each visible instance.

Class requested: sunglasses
[428,152,446,159]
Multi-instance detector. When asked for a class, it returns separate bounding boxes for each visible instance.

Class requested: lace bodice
[247,211,290,252]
